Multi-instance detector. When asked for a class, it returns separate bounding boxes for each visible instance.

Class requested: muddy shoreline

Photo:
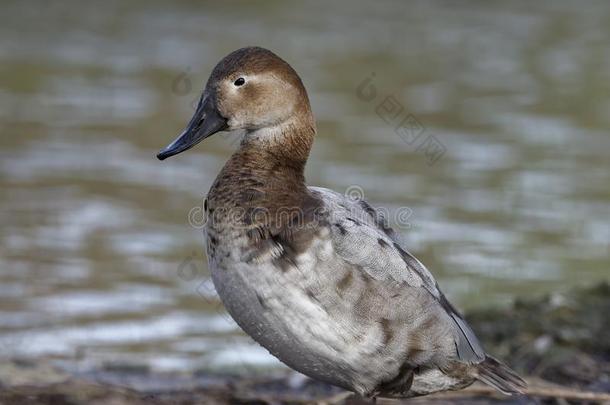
[1,283,608,404]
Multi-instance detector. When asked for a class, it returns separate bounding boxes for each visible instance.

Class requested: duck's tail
[473,355,527,395]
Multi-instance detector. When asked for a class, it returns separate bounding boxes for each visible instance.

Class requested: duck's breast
[207,225,449,396]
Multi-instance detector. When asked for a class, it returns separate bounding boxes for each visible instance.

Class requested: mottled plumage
[158,46,526,399]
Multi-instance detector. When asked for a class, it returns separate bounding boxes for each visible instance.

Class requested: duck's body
[158,47,526,398]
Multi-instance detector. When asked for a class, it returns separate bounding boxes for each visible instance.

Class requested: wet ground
[1,283,608,404]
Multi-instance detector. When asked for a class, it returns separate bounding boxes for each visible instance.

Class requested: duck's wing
[308,186,486,364]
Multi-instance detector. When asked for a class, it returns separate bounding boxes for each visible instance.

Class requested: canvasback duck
[157,46,526,399]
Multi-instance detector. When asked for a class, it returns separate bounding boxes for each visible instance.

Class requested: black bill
[157,96,227,160]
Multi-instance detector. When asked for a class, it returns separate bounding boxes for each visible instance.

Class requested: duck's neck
[208,115,316,209]
[245,116,314,167]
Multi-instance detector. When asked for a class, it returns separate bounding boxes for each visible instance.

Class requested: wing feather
[309,186,485,364]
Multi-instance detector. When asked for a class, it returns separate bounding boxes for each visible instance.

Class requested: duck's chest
[203,219,406,395]
[205,222,354,381]
[201,182,408,394]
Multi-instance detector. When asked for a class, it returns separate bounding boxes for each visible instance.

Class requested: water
[0,0,609,375]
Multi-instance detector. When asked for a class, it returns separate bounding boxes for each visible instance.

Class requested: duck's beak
[157,95,228,160]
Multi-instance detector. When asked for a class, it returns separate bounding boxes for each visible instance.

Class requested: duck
[157,46,526,399]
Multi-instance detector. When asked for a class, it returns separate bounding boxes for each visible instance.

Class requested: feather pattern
[160,46,528,398]
[309,186,486,364]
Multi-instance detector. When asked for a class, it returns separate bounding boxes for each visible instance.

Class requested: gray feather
[310,186,486,364]
[449,312,485,363]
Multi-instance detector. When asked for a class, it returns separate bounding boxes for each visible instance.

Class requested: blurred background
[0,0,609,380]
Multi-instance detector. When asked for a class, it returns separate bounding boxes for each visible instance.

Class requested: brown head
[157,47,315,160]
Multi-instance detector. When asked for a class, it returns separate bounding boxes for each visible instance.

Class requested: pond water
[0,0,608,375]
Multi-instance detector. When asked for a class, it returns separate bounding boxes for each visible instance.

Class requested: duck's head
[157,46,313,160]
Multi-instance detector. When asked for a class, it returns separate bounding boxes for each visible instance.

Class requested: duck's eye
[234,77,245,87]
